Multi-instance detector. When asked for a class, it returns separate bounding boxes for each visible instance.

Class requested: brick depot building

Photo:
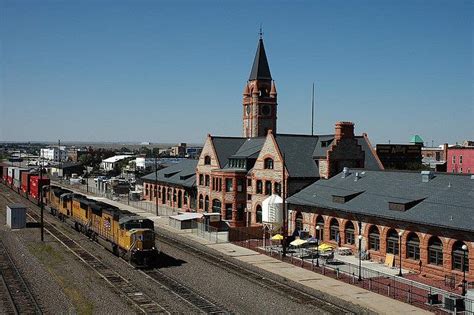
[141,36,383,227]
[287,170,474,281]
[447,145,474,174]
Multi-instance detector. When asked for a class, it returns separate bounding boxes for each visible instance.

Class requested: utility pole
[311,83,315,136]
[58,139,61,179]
[282,153,287,257]
[155,155,159,216]
[39,158,44,242]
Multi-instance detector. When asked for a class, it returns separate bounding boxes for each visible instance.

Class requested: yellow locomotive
[48,186,159,267]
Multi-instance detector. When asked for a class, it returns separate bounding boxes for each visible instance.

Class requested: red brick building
[447,145,474,174]
[287,170,474,282]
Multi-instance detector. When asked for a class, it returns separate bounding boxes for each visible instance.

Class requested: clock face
[246,105,251,115]
[262,105,271,116]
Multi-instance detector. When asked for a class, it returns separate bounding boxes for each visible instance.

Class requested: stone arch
[255,204,262,224]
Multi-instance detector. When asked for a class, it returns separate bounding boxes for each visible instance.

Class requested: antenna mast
[311,83,315,136]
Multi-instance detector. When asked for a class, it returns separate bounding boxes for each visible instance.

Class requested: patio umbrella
[290,239,308,247]
[271,234,284,241]
[307,237,318,244]
[317,243,334,252]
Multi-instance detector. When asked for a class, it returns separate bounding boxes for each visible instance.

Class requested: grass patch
[28,243,95,314]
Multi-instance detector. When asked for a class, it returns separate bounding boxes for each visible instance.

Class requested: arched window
[428,236,443,266]
[204,196,209,212]
[329,218,339,241]
[256,205,262,223]
[162,187,166,204]
[204,155,211,165]
[295,212,303,232]
[177,191,182,208]
[406,233,420,260]
[316,216,324,241]
[205,175,210,186]
[256,180,263,194]
[368,225,380,251]
[199,174,204,186]
[264,158,274,169]
[212,199,221,213]
[452,241,469,271]
[345,221,355,245]
[167,188,172,204]
[386,229,399,255]
[198,194,203,209]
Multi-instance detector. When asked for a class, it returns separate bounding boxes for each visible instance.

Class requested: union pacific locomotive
[48,185,159,267]
[1,164,159,268]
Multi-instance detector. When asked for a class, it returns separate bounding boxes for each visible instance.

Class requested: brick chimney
[334,121,355,141]
[443,143,449,161]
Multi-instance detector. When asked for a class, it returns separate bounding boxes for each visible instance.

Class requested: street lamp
[398,231,403,277]
[358,234,362,281]
[316,225,321,267]
[462,244,468,296]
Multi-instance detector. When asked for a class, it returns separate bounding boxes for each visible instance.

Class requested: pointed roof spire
[249,33,272,81]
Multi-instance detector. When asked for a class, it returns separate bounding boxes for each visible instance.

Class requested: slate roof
[212,137,247,168]
[274,134,382,178]
[287,170,474,233]
[141,159,197,188]
[229,137,266,159]
[249,38,272,81]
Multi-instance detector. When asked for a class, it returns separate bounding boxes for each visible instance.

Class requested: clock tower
[243,36,277,138]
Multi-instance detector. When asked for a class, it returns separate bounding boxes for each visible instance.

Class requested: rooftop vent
[389,198,425,211]
[342,167,350,178]
[421,170,434,183]
[354,172,361,181]
[332,191,364,204]
[471,175,474,180]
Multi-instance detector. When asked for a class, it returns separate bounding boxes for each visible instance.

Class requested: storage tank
[6,204,27,229]
[262,194,284,228]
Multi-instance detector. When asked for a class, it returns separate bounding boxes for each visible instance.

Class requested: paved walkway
[64,188,431,314]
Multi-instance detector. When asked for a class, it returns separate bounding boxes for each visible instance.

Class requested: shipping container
[21,171,37,195]
[6,204,27,229]
[2,165,8,181]
[30,176,50,200]
[13,168,29,189]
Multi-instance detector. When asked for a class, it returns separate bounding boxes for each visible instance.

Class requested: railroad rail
[143,269,231,314]
[2,186,231,314]
[0,239,42,315]
[156,231,355,314]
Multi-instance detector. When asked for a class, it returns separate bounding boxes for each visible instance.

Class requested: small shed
[6,204,27,229]
[169,213,202,230]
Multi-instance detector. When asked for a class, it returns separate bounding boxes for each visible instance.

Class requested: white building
[100,155,134,171]
[40,147,67,162]
[134,157,156,170]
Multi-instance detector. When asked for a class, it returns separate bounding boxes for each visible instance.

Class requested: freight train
[1,164,159,268]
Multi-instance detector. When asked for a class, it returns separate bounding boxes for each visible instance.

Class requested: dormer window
[204,155,211,165]
[264,158,274,169]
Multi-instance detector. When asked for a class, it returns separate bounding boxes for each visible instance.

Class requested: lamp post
[358,234,362,281]
[398,231,403,277]
[316,225,320,267]
[462,244,468,296]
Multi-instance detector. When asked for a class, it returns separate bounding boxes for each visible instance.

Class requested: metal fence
[233,236,473,314]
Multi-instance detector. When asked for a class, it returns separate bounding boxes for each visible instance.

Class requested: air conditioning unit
[444,296,464,312]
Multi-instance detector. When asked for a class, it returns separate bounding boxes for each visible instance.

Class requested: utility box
[6,204,27,229]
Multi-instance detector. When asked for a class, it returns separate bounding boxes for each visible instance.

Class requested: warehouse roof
[102,155,134,163]
[287,170,474,233]
[141,159,197,188]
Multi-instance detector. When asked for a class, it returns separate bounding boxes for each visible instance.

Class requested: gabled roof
[211,137,247,168]
[287,170,474,233]
[274,134,320,178]
[142,159,197,188]
[229,137,266,159]
[249,38,272,81]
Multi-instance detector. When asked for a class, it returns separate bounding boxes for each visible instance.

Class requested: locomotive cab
[119,216,159,267]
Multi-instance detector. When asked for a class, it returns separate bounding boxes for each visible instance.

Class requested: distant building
[170,143,187,157]
[49,162,85,178]
[376,144,422,170]
[67,148,88,162]
[186,146,203,159]
[421,144,448,172]
[134,157,156,170]
[447,142,474,174]
[100,155,134,171]
[40,146,67,162]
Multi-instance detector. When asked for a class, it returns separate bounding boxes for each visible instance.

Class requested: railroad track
[156,231,355,314]
[2,185,232,314]
[142,269,230,314]
[0,239,42,315]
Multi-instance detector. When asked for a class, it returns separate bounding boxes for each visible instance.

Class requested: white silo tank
[262,194,283,226]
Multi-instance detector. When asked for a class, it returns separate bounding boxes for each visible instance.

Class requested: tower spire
[259,24,263,39]
[249,33,272,81]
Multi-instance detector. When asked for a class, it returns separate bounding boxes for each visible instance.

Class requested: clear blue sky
[1,0,472,146]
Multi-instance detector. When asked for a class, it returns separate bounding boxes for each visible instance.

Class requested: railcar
[55,192,159,267]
